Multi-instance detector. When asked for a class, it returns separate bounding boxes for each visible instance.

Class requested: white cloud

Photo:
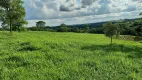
[21,0,142,26]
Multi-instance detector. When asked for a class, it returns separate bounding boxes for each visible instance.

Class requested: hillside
[0,32,142,80]
[50,18,140,28]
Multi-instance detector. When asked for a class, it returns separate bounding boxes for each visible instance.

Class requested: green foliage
[19,26,27,32]
[133,20,142,37]
[59,27,69,32]
[59,23,67,28]
[0,32,141,80]
[36,21,46,27]
[89,28,103,34]
[118,20,142,37]
[83,24,89,33]
[0,0,26,33]
[71,27,80,33]
[103,22,119,44]
[58,23,69,32]
[28,27,48,31]
[12,19,28,32]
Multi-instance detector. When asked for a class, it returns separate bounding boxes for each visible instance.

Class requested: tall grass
[0,31,142,80]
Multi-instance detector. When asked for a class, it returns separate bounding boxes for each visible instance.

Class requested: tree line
[27,19,142,36]
[28,19,142,44]
[0,0,142,44]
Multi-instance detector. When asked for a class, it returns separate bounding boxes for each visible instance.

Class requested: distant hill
[48,18,140,29]
[45,18,141,31]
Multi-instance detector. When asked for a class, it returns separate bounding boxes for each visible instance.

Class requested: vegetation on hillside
[11,19,141,38]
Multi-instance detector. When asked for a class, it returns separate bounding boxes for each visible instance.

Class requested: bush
[20,26,27,32]
[89,28,103,34]
[28,27,48,31]
[58,27,69,32]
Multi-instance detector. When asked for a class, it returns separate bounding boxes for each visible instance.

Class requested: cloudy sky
[23,0,142,27]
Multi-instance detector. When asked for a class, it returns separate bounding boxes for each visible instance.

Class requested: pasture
[0,31,142,80]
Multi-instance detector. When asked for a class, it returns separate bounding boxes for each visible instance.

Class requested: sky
[5,0,142,27]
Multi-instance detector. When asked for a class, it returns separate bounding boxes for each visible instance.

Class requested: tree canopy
[103,22,119,44]
[58,23,69,32]
[36,21,46,27]
[83,24,89,33]
[0,0,27,33]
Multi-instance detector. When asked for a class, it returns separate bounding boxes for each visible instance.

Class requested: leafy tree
[132,19,142,37]
[0,0,26,33]
[28,27,48,31]
[71,27,79,32]
[83,24,89,33]
[139,13,142,36]
[59,23,67,28]
[36,21,46,27]
[103,22,119,44]
[89,27,103,34]
[58,23,69,32]
[114,23,120,38]
[12,18,28,32]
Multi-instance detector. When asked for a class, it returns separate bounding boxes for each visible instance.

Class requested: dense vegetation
[0,32,142,80]
[19,18,142,37]
[0,0,27,33]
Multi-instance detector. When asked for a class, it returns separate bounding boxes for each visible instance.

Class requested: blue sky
[23,0,142,27]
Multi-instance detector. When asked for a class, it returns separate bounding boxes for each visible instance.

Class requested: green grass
[0,31,142,80]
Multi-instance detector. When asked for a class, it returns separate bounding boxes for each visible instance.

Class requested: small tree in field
[103,22,119,44]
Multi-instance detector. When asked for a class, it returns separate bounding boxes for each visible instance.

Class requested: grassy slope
[0,31,142,80]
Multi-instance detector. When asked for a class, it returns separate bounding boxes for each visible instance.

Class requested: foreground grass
[0,31,142,80]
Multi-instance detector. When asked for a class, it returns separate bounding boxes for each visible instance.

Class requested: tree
[71,27,79,32]
[0,0,26,33]
[103,22,119,44]
[137,13,142,36]
[83,24,89,33]
[59,23,67,28]
[36,21,46,27]
[58,23,69,32]
[114,23,120,38]
[12,19,28,32]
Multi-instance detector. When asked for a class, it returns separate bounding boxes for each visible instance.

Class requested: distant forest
[24,18,142,37]
[0,18,142,37]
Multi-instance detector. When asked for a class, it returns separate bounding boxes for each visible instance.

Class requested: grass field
[0,31,142,80]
